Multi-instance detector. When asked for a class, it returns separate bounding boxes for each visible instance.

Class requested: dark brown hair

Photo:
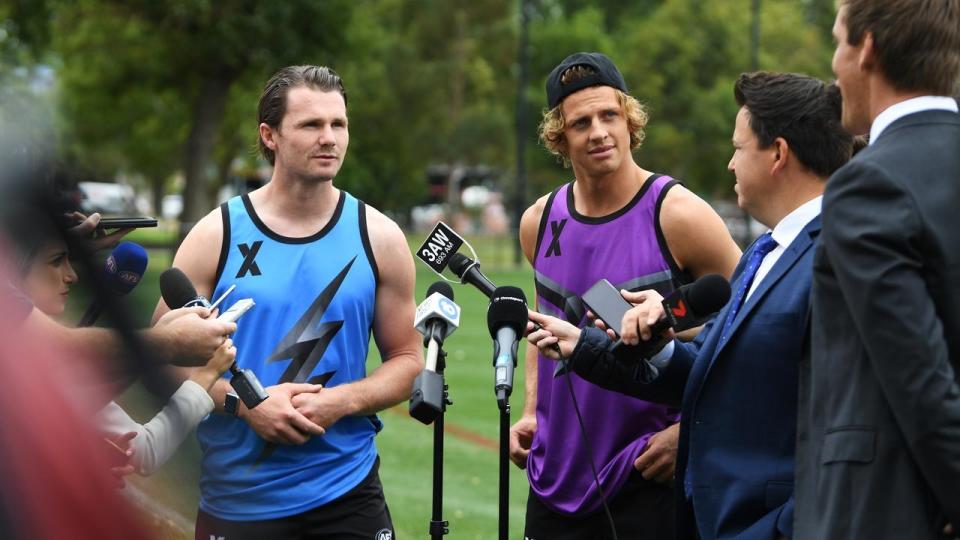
[257,65,347,165]
[735,72,853,178]
[840,0,960,95]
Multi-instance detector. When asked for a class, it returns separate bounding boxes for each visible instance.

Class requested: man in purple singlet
[511,52,741,540]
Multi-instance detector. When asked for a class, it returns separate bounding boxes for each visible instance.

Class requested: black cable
[559,356,619,540]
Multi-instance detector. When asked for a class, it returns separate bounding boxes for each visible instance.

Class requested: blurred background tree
[0,1,841,537]
[2,0,836,244]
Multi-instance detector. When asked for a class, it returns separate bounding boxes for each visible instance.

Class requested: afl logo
[375,530,393,540]
[118,271,141,285]
[105,255,118,274]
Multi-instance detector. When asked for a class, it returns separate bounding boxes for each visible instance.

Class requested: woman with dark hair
[10,218,236,477]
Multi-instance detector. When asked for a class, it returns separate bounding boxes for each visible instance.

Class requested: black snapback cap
[545,52,628,109]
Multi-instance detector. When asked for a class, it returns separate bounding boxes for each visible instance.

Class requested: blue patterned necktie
[721,232,778,339]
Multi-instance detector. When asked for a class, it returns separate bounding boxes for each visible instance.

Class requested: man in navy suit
[526,72,853,540]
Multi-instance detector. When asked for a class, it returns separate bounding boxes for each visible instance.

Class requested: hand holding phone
[97,217,158,229]
[581,279,633,338]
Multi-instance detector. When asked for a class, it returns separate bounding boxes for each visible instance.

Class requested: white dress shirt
[746,195,822,300]
[870,96,959,145]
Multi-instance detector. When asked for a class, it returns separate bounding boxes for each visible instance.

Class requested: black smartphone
[97,217,158,229]
[581,279,633,338]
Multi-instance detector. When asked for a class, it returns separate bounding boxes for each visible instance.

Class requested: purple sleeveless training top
[528,174,691,515]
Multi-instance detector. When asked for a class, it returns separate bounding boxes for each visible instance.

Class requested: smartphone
[217,298,255,323]
[102,437,130,467]
[581,279,633,338]
[97,217,158,229]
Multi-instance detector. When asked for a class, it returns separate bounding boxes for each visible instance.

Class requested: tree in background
[524,0,834,199]
[50,0,351,242]
[5,0,837,245]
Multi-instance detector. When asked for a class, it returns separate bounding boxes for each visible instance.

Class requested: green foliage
[9,0,836,232]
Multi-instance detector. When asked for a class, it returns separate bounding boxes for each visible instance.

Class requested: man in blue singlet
[154,65,422,539]
[510,52,742,540]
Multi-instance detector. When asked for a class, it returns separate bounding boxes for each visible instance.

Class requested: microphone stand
[497,389,510,540]
[429,345,451,540]
[410,327,453,539]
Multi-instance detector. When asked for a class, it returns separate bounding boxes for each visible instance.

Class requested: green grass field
[110,234,536,538]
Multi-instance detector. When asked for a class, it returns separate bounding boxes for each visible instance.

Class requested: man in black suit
[795,1,960,538]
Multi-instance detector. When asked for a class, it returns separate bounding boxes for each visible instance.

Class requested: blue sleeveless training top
[198,191,380,521]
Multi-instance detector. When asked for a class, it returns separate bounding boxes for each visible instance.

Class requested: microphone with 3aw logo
[409,282,461,425]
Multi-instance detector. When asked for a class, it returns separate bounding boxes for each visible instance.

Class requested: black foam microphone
[159,267,211,309]
[487,286,528,407]
[449,252,496,298]
[158,267,269,409]
[627,274,731,358]
[649,274,731,335]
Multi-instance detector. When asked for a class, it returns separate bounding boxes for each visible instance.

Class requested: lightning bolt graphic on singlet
[251,257,355,466]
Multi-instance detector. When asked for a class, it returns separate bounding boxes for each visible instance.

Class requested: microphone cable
[557,352,619,540]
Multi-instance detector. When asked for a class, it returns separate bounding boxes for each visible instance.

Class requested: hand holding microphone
[597,274,731,353]
[159,268,267,409]
[78,241,148,327]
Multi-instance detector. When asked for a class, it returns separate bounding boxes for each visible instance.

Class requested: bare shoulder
[364,204,415,283]
[519,194,550,264]
[659,185,741,279]
[172,207,224,295]
[660,184,719,228]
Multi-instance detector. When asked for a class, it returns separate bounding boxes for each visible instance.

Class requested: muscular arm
[660,185,741,280]
[148,209,224,400]
[518,199,543,416]
[292,207,422,426]
[657,185,740,341]
[508,198,546,468]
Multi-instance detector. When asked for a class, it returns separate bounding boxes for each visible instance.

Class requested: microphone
[487,286,528,407]
[158,268,268,409]
[78,242,148,327]
[448,252,496,297]
[649,274,731,335]
[409,282,461,424]
[449,251,562,359]
[414,281,461,370]
[159,267,211,309]
[628,274,732,358]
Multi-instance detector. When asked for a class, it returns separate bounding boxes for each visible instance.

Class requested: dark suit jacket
[795,109,960,539]
[570,216,821,540]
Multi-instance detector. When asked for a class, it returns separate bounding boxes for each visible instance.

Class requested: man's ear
[259,123,277,151]
[859,31,877,72]
[771,137,789,175]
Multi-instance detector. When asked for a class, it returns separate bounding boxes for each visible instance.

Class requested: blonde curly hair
[538,88,649,168]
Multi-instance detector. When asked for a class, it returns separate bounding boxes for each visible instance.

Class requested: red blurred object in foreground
[0,255,151,539]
